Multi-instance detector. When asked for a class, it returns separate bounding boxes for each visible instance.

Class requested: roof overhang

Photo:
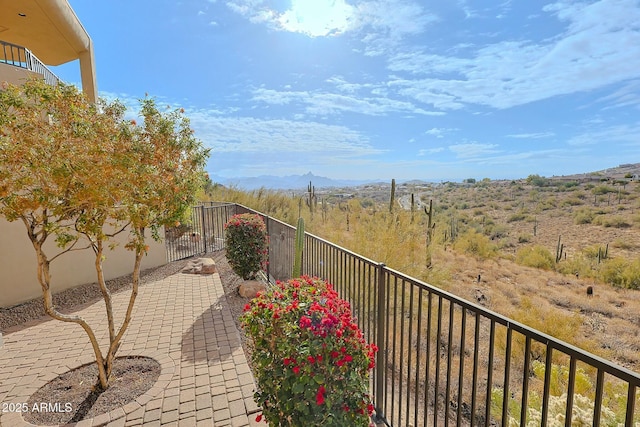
[0,0,91,66]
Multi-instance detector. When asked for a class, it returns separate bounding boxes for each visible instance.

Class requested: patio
[0,267,262,426]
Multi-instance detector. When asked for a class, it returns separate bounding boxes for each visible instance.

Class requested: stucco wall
[0,218,167,308]
[0,62,42,87]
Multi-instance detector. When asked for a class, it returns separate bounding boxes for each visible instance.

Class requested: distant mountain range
[209,172,374,190]
[209,163,640,191]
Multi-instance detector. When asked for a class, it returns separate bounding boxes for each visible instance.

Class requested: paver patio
[0,270,263,426]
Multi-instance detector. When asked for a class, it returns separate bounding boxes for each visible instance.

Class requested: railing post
[265,215,271,285]
[374,262,386,424]
[201,205,208,254]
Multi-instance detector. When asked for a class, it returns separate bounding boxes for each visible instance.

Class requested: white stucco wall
[0,218,167,308]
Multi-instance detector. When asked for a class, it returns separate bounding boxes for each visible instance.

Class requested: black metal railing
[168,203,640,426]
[165,202,236,262]
[0,40,61,87]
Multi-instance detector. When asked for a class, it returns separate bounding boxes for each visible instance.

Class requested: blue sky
[54,0,640,182]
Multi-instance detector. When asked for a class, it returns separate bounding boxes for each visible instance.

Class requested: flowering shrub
[224,213,268,280]
[241,276,378,426]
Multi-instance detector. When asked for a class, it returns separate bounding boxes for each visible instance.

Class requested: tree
[0,79,209,390]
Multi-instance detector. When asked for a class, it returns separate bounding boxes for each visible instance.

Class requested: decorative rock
[238,280,266,298]
[182,258,216,274]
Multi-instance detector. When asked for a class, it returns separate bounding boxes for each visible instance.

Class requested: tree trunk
[33,241,110,389]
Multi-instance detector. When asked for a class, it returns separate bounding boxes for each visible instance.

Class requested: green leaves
[224,214,268,280]
[240,277,376,426]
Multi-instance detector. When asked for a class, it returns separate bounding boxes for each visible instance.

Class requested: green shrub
[592,185,616,195]
[599,258,640,289]
[592,215,631,228]
[241,276,377,426]
[224,213,268,279]
[507,212,527,222]
[562,197,583,207]
[453,229,498,259]
[573,207,595,224]
[515,245,555,270]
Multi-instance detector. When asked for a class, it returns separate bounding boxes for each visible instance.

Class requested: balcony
[0,39,61,87]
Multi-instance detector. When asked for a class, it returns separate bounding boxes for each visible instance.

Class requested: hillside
[207,168,640,373]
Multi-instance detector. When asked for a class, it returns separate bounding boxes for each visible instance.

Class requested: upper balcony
[0,39,61,87]
[0,0,97,102]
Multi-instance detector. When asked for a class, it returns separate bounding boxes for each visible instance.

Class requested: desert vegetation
[205,172,640,376]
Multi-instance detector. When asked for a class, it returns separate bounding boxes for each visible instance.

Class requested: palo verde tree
[0,79,209,390]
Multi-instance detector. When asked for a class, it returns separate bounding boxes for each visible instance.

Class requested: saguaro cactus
[555,235,564,263]
[389,178,396,213]
[424,199,436,268]
[306,181,316,215]
[292,217,305,277]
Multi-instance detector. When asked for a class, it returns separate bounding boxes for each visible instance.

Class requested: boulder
[239,280,266,298]
[182,258,216,274]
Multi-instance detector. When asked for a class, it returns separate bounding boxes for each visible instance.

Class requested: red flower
[256,413,263,422]
[292,366,300,375]
[299,316,312,328]
[307,356,316,364]
[316,385,326,405]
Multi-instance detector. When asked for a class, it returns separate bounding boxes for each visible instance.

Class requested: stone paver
[0,269,263,426]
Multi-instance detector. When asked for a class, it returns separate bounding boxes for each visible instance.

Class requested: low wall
[0,218,167,308]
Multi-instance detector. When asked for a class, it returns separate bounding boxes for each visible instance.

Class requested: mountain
[209,172,373,190]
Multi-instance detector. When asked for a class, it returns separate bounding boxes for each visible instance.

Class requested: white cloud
[594,80,640,110]
[198,10,206,15]
[418,147,445,156]
[507,132,555,139]
[449,142,500,158]
[278,0,356,37]
[225,0,434,52]
[425,127,457,138]
[251,87,445,116]
[567,122,640,146]
[387,0,640,110]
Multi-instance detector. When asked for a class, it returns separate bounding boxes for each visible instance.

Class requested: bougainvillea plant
[241,276,378,426]
[224,213,269,280]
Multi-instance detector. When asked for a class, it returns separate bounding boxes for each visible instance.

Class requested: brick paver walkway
[0,271,262,426]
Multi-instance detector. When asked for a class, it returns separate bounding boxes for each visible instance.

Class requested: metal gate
[164,203,236,262]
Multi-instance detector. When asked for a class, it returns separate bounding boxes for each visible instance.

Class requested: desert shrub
[599,258,640,289]
[484,223,509,240]
[592,185,616,195]
[507,212,528,222]
[241,276,377,426]
[562,197,583,207]
[573,207,595,224]
[515,245,555,270]
[453,229,498,259]
[555,255,596,279]
[592,215,631,228]
[518,234,532,243]
[224,213,268,279]
[527,174,550,187]
[611,239,635,250]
